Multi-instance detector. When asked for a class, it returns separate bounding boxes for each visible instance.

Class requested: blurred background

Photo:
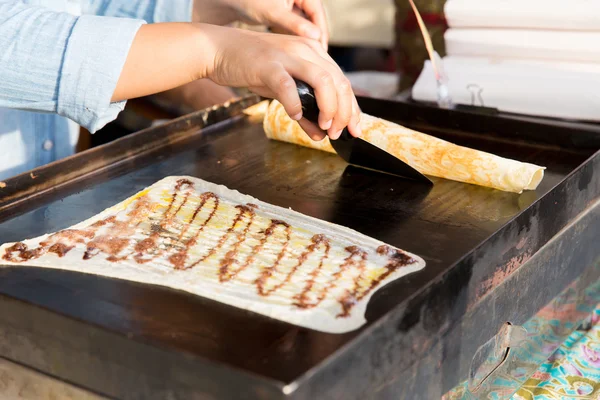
[88,0,600,147]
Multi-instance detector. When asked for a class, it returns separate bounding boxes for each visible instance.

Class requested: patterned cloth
[513,307,600,400]
[443,305,600,400]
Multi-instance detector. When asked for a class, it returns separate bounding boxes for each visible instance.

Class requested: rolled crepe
[263,100,544,193]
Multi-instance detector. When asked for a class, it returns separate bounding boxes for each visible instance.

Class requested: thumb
[268,10,322,41]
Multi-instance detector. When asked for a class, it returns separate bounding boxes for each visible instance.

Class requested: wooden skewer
[407,0,452,108]
[407,0,441,79]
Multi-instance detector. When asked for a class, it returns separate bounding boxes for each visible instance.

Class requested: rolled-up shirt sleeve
[0,2,144,133]
[83,0,193,23]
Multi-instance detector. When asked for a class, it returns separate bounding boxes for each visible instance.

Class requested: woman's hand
[113,23,358,140]
[193,0,329,50]
[203,25,359,140]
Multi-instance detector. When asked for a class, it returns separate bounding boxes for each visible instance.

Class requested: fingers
[348,95,362,137]
[287,60,338,131]
[326,78,352,139]
[266,8,322,41]
[286,55,360,139]
[290,42,361,139]
[249,83,327,142]
[240,31,359,141]
[250,80,328,142]
[295,0,329,50]
[259,62,303,121]
[298,119,327,141]
[252,58,358,142]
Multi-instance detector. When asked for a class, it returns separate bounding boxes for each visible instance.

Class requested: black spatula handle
[294,79,353,141]
[294,79,320,124]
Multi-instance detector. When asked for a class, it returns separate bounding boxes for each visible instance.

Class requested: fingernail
[304,25,321,40]
[291,112,302,121]
[310,132,325,141]
[333,129,343,140]
[321,119,332,130]
[355,124,362,136]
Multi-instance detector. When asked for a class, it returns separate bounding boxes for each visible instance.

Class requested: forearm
[112,23,214,102]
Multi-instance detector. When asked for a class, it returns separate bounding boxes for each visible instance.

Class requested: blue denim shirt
[0,0,192,180]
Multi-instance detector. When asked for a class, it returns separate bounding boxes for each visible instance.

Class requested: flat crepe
[263,100,545,193]
[0,176,425,333]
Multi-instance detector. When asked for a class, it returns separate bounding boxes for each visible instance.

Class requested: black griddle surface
[0,112,592,384]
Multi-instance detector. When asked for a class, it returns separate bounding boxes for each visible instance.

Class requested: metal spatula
[295,80,432,184]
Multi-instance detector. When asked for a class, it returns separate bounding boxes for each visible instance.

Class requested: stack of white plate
[412,0,600,122]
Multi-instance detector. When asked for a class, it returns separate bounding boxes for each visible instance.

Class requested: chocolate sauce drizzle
[2,179,417,317]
